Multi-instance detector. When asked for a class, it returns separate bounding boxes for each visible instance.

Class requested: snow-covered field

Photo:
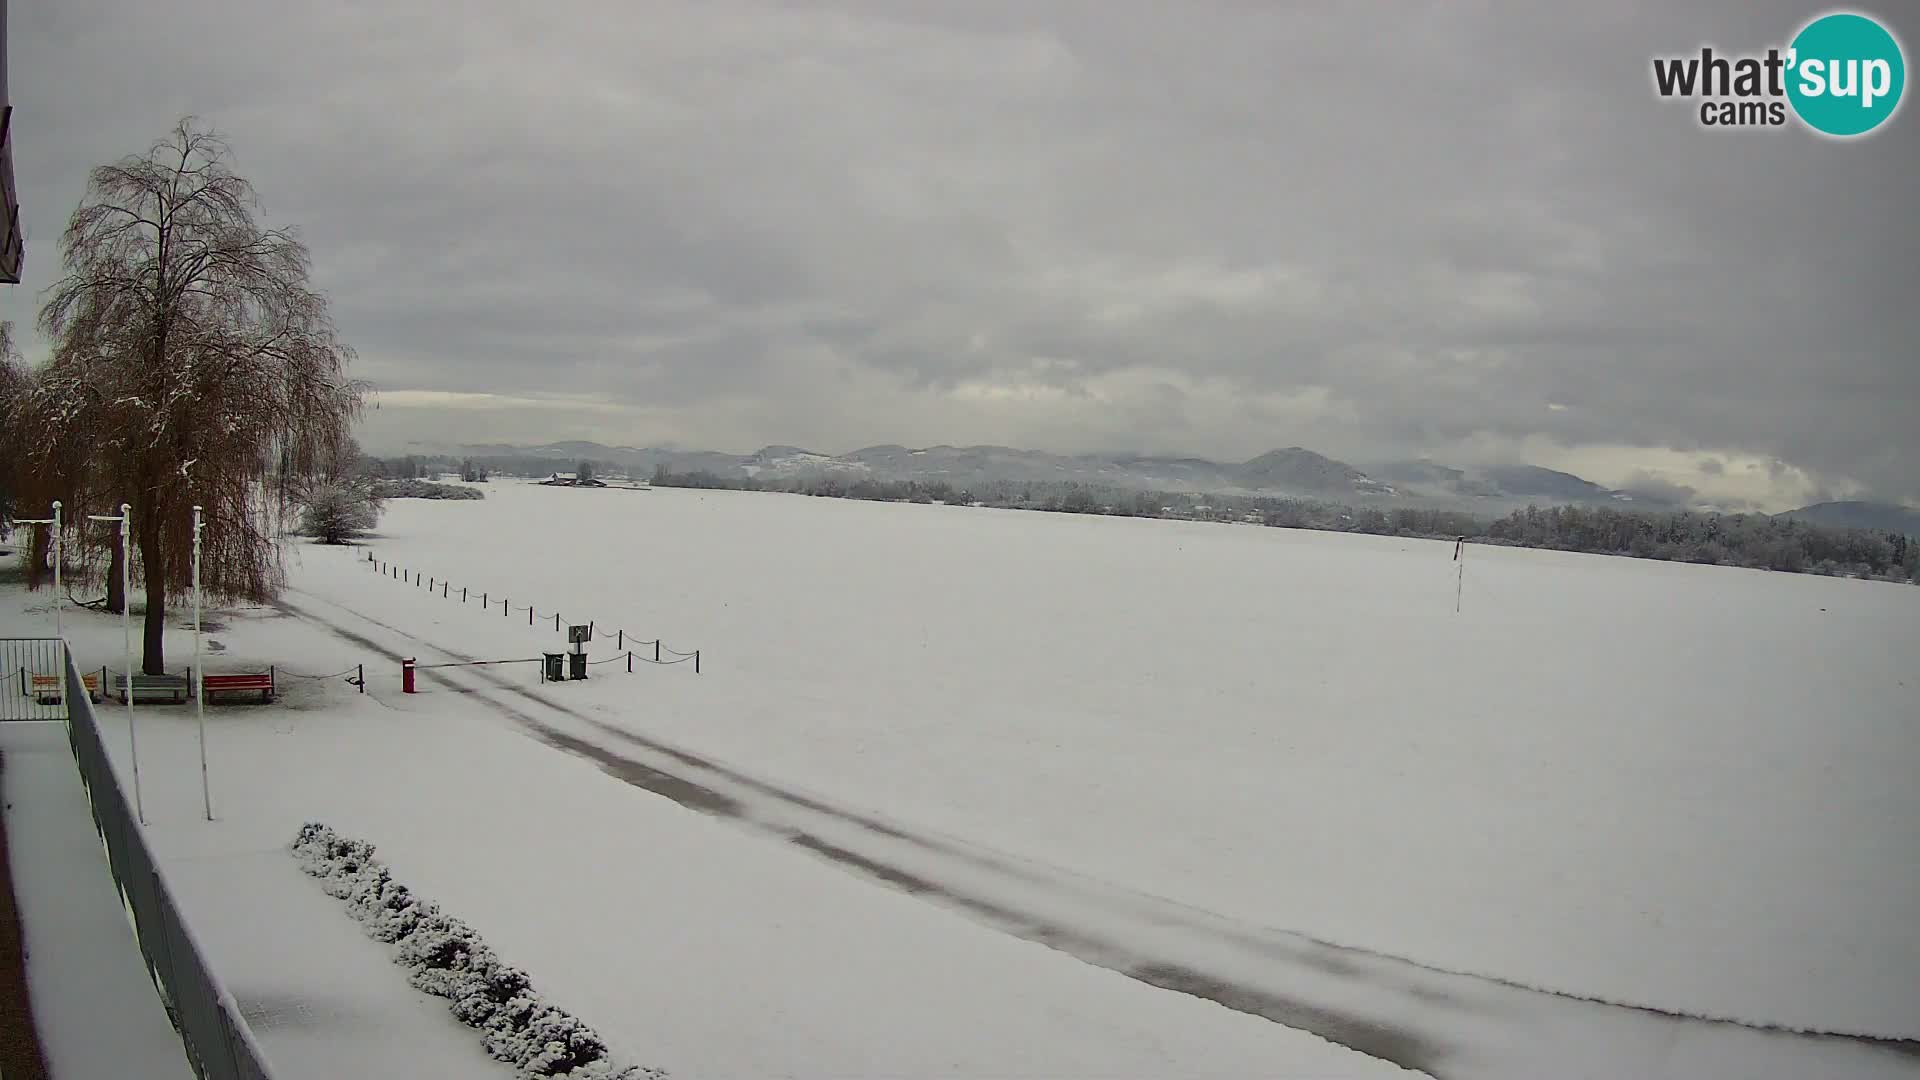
[6,480,1918,1078]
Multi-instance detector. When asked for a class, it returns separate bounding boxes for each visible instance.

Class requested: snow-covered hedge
[292,823,664,1079]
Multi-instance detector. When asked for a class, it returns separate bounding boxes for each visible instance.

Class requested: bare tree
[33,119,364,672]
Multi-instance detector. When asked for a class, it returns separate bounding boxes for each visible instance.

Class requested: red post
[402,657,417,694]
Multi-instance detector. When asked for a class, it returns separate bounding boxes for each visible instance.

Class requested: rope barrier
[278,666,361,680]
[360,551,701,672]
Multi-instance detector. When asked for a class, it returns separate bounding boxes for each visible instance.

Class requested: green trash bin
[542,652,565,682]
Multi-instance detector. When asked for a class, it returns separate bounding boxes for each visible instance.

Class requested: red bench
[202,669,275,703]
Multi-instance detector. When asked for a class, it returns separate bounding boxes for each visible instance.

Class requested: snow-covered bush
[291,823,665,1080]
[298,480,382,543]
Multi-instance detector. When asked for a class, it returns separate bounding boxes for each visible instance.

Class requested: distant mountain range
[396,439,1919,528]
[1775,501,1920,537]
[403,439,1684,509]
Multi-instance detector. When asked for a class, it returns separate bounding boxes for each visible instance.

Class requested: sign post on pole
[90,503,142,825]
[193,505,211,820]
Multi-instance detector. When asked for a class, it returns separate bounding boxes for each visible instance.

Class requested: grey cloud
[3,0,1915,508]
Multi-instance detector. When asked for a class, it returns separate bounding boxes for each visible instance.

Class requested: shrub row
[372,479,486,500]
[291,823,664,1079]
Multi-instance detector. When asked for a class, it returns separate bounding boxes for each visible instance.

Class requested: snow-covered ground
[330,483,1920,1032]
[5,481,1917,1078]
[3,584,1406,1077]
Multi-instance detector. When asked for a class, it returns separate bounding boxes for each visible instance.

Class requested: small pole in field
[617,629,623,650]
[1453,536,1465,614]
[654,640,660,663]
[463,587,468,602]
[627,651,632,673]
[694,650,701,675]
[357,663,365,693]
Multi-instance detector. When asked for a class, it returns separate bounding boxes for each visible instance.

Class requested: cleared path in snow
[283,587,1920,1080]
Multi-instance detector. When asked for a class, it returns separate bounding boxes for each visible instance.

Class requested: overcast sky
[4,1,1915,510]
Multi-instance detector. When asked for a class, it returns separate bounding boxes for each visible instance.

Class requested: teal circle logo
[1787,12,1905,136]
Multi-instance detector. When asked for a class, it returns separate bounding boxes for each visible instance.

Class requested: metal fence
[59,645,278,1080]
[1,637,69,721]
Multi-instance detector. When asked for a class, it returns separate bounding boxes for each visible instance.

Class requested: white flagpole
[193,506,211,820]
[15,503,63,639]
[92,504,142,824]
[51,502,62,641]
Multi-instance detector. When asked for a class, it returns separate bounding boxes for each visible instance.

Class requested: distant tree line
[650,467,1920,584]
[360,453,610,481]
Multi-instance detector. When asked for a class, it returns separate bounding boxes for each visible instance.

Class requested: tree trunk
[137,505,166,674]
[105,540,125,614]
[26,525,48,590]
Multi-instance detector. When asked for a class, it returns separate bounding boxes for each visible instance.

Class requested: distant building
[541,472,607,488]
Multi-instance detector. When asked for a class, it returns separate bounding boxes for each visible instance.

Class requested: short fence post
[617,629,623,650]
[654,641,661,663]
[627,651,632,673]
[694,650,701,675]
[443,582,448,598]
[357,663,364,694]
[529,606,534,626]
[463,587,468,602]
[429,576,434,590]
[402,658,416,695]
[554,613,561,631]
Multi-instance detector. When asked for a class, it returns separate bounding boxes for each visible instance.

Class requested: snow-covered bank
[291,823,663,1079]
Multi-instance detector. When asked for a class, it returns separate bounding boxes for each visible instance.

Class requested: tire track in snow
[279,590,1920,1080]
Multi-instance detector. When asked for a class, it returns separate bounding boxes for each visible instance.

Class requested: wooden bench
[113,673,190,704]
[202,669,275,704]
[30,672,101,704]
